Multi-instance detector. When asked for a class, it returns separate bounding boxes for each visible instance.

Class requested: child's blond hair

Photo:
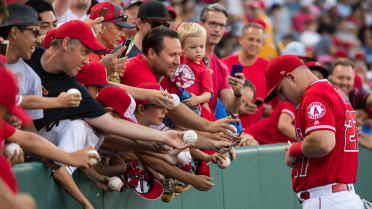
[177,22,207,46]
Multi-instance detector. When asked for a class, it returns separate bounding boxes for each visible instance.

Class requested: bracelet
[288,141,306,157]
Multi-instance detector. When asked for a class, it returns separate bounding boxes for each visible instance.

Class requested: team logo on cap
[307,102,326,119]
[173,64,195,89]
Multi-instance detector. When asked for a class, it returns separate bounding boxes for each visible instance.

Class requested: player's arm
[277,112,296,140]
[20,93,81,109]
[7,129,98,168]
[291,130,336,158]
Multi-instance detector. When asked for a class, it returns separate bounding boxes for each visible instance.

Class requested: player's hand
[57,92,82,108]
[227,73,245,97]
[205,116,240,138]
[145,89,175,110]
[191,175,215,191]
[285,146,297,168]
[68,146,101,168]
[161,130,191,150]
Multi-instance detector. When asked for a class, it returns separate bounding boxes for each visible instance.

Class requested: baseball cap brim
[125,1,143,9]
[309,66,329,78]
[264,85,278,103]
[95,83,117,88]
[9,106,32,125]
[113,21,136,29]
[80,39,107,55]
[131,171,164,200]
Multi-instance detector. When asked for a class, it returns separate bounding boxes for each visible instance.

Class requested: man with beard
[54,0,91,23]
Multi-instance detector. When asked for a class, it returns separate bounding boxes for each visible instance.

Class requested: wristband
[288,141,306,157]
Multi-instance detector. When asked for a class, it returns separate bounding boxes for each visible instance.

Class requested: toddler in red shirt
[175,22,213,107]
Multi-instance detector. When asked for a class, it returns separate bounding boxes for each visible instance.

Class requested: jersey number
[344,111,358,152]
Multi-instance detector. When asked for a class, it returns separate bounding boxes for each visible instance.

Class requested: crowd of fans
[1,0,372,208]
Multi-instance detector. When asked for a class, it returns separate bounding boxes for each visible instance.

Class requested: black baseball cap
[90,2,135,29]
[137,0,174,21]
[0,3,40,27]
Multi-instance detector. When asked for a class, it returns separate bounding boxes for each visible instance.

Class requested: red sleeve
[281,102,296,120]
[199,68,213,94]
[301,94,336,135]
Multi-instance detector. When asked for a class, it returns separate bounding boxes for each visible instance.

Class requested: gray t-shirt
[6,58,43,120]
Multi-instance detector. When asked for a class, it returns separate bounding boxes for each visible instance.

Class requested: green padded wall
[13,144,372,209]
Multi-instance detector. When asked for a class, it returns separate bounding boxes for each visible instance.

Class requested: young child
[175,22,213,108]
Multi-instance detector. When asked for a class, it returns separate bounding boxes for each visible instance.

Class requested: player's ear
[287,72,296,81]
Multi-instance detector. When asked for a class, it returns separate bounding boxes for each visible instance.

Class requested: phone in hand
[0,40,9,56]
[230,64,243,77]
[98,8,108,17]
[119,39,131,58]
[254,98,263,107]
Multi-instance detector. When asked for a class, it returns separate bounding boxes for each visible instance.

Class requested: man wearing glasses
[199,3,244,116]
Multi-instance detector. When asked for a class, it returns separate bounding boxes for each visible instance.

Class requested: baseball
[224,125,238,139]
[108,176,123,192]
[177,151,192,166]
[217,157,230,169]
[5,143,20,157]
[88,150,99,165]
[183,130,198,144]
[166,94,180,108]
[67,88,81,95]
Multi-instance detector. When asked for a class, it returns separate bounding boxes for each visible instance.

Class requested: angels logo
[307,102,326,119]
[174,64,195,89]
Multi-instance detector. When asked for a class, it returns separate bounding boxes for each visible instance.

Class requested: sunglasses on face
[18,26,41,38]
[142,19,170,28]
[103,15,128,22]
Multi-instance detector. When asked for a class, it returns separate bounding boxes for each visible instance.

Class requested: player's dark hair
[142,26,178,56]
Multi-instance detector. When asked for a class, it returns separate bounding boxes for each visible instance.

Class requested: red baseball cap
[43,28,57,49]
[305,61,329,79]
[75,61,111,88]
[0,67,32,125]
[96,86,137,122]
[90,2,135,28]
[264,55,305,102]
[55,20,107,54]
[135,82,162,106]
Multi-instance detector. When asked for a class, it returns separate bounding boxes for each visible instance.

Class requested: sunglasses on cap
[142,19,170,28]
[103,15,128,23]
[17,26,41,38]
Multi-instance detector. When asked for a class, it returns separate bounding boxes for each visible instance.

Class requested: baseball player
[264,55,364,208]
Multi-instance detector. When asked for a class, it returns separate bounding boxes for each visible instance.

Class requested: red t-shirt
[121,54,179,94]
[222,54,269,129]
[0,122,17,193]
[292,80,358,192]
[245,101,296,144]
[207,53,231,114]
[174,55,213,96]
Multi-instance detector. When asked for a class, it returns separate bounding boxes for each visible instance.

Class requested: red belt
[299,183,350,202]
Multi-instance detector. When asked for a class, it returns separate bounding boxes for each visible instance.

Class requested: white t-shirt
[56,8,89,24]
[6,58,43,120]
